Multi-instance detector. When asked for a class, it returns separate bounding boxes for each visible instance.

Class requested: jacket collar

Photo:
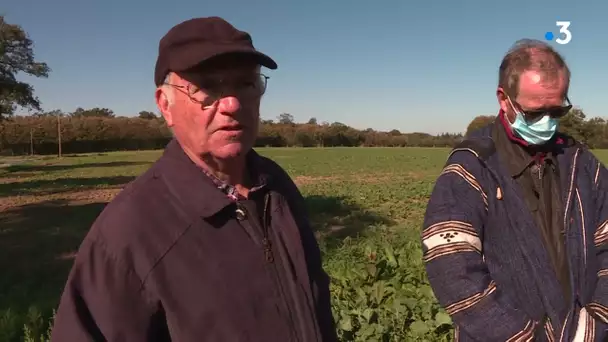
[493,111,578,177]
[154,139,271,219]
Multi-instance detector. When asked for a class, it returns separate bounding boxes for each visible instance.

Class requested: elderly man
[51,17,337,342]
[422,39,608,341]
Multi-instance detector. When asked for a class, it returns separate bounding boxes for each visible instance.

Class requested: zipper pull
[262,238,274,263]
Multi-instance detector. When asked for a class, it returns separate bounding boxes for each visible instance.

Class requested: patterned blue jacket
[422,122,608,341]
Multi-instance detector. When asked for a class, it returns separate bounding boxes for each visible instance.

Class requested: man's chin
[212,142,251,159]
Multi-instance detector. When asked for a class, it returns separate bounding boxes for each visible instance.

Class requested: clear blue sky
[3,0,606,134]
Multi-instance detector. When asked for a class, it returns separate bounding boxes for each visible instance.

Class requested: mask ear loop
[506,96,518,114]
[505,96,519,125]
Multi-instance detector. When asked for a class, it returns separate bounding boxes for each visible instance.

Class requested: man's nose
[217,96,241,114]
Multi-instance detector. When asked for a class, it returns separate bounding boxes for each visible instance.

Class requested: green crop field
[2,147,608,341]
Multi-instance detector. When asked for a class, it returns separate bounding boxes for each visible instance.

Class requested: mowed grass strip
[1,147,608,341]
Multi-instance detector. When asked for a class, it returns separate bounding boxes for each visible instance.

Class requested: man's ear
[156,87,173,127]
[496,87,509,113]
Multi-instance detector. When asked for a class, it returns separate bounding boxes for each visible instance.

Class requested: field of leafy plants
[3,147,608,341]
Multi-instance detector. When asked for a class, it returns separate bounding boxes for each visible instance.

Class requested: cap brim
[170,45,278,72]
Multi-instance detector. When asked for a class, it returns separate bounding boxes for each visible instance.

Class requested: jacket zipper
[262,193,274,262]
[261,193,299,340]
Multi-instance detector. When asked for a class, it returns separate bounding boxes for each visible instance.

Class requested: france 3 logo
[544,21,572,45]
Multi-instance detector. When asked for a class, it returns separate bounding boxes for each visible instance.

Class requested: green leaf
[384,245,397,266]
[338,316,353,332]
[434,311,452,326]
[410,320,430,335]
[362,308,374,323]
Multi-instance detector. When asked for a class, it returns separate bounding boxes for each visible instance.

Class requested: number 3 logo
[555,21,572,45]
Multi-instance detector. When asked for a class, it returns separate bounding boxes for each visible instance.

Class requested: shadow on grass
[305,195,394,250]
[3,161,149,173]
[0,176,136,197]
[0,199,107,315]
[0,194,392,324]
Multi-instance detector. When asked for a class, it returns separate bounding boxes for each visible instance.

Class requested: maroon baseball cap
[154,17,278,86]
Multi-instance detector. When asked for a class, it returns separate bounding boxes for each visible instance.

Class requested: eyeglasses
[164,73,269,106]
[508,96,572,124]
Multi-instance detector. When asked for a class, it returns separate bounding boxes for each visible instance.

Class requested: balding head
[496,39,571,123]
[498,39,570,99]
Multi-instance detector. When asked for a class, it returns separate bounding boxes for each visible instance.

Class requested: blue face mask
[508,99,558,145]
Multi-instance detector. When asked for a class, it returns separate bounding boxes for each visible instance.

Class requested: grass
[2,147,608,341]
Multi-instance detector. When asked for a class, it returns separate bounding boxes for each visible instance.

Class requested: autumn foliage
[0,110,466,155]
[2,106,607,156]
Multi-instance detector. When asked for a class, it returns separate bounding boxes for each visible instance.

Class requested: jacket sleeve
[50,235,166,341]
[422,151,538,341]
[584,157,608,338]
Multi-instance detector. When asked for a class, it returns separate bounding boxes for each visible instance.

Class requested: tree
[0,112,476,154]
[0,16,50,118]
[465,115,496,136]
[583,117,606,148]
[70,107,115,118]
[33,109,64,117]
[278,113,294,125]
[559,108,586,142]
[138,111,157,120]
[307,117,317,125]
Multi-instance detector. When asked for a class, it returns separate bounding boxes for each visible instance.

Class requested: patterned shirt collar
[200,151,268,201]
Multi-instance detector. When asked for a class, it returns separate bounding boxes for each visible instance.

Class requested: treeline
[0,110,463,155]
[1,107,607,155]
[465,108,608,149]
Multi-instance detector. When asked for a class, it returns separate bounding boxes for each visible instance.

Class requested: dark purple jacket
[50,140,337,342]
